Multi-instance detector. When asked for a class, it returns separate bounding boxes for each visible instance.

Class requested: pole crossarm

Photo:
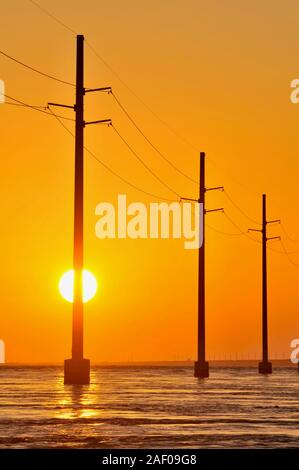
[248,228,262,233]
[267,219,280,225]
[84,86,112,94]
[267,236,281,241]
[205,208,224,214]
[205,186,224,192]
[48,102,75,110]
[181,187,224,202]
[180,197,199,203]
[84,119,112,126]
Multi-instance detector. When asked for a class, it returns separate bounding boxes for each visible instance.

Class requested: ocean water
[0,366,298,448]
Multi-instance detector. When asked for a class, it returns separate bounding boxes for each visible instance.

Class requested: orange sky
[0,0,298,363]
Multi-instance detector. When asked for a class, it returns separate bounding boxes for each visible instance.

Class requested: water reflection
[0,366,298,448]
[55,375,100,420]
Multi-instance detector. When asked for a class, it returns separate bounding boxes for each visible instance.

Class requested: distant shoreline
[0,359,296,368]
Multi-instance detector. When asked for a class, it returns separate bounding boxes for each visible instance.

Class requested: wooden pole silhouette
[49,36,111,383]
[250,194,279,375]
[181,153,223,378]
[190,152,223,378]
[261,194,271,373]
[64,35,90,384]
[194,152,209,377]
[73,34,84,361]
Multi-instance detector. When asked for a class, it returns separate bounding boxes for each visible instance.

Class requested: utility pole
[249,194,280,375]
[49,35,111,384]
[64,34,88,384]
[182,152,223,378]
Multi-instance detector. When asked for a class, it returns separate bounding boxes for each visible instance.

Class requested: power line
[6,97,299,256]
[111,92,198,184]
[7,2,198,179]
[0,49,75,87]
[4,94,75,121]
[6,96,299,261]
[87,145,178,202]
[279,239,299,267]
[280,223,299,243]
[276,244,299,254]
[206,222,248,237]
[112,125,181,198]
[208,212,299,256]
[48,106,177,202]
[223,211,261,244]
[223,190,261,225]
[268,244,299,255]
[47,105,75,135]
[27,0,283,209]
[4,96,182,201]
[28,0,77,36]
[28,0,297,217]
[85,41,200,152]
[206,153,261,198]
[28,0,200,153]
[4,101,46,109]
[223,210,299,263]
[16,0,299,229]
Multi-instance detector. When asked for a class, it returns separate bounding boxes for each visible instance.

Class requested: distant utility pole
[182,152,223,378]
[249,194,280,375]
[49,35,111,384]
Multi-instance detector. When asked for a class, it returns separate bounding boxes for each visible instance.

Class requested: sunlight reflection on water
[0,366,298,448]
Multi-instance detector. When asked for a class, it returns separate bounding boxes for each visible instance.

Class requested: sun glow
[59,269,97,303]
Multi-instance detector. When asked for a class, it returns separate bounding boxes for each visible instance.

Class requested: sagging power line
[28,0,199,152]
[112,125,181,199]
[48,105,178,203]
[1,30,298,383]
[4,94,75,121]
[111,92,198,185]
[27,0,290,209]
[4,92,298,262]
[0,49,75,87]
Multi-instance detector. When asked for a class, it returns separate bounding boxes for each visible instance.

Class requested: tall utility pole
[249,194,280,375]
[50,35,111,384]
[197,153,207,377]
[64,35,88,384]
[182,152,223,378]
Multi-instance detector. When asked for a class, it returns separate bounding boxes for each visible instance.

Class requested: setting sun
[59,269,98,303]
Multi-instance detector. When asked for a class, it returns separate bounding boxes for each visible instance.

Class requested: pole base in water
[64,358,90,384]
[258,361,272,374]
[194,360,209,378]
